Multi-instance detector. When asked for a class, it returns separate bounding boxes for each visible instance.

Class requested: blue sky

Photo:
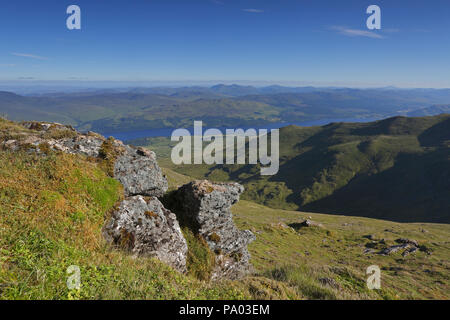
[1,0,449,87]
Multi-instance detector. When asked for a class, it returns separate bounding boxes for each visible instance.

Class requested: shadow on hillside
[418,117,450,147]
[301,149,450,223]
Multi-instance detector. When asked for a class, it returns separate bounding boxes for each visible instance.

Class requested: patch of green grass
[161,167,193,191]
[98,137,124,176]
[264,265,337,300]
[232,200,450,300]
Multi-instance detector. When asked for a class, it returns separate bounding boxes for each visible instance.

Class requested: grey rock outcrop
[3,121,185,271]
[378,238,421,256]
[51,133,106,157]
[103,196,188,272]
[379,243,410,255]
[169,180,256,280]
[3,121,168,197]
[299,219,323,228]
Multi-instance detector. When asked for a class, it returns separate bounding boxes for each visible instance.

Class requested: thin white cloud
[11,52,48,60]
[331,26,384,39]
[243,8,264,13]
[383,28,400,33]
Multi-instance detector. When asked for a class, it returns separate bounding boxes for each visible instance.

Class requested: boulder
[48,134,105,157]
[114,146,168,197]
[402,247,418,257]
[169,180,255,280]
[299,219,323,228]
[103,196,188,272]
[378,243,410,255]
[395,238,419,247]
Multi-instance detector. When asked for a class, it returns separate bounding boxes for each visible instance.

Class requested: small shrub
[38,142,52,154]
[208,232,221,243]
[98,137,124,176]
[42,128,77,140]
[144,211,158,219]
[182,228,216,281]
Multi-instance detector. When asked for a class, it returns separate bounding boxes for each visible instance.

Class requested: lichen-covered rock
[52,134,106,157]
[170,180,256,280]
[103,196,187,272]
[395,238,419,247]
[299,219,323,228]
[21,121,75,132]
[114,146,168,197]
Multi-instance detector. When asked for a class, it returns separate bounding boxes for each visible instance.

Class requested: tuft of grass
[182,228,216,281]
[0,149,254,300]
[264,265,337,300]
[208,233,221,243]
[98,137,124,176]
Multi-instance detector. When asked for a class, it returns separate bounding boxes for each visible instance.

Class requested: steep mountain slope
[159,115,450,223]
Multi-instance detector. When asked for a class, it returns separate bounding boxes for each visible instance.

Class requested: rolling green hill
[151,115,450,223]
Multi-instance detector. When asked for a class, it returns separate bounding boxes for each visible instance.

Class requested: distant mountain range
[1,85,450,134]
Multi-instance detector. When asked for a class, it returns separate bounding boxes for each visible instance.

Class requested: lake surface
[101,117,383,142]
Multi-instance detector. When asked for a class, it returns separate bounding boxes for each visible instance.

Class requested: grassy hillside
[165,169,450,299]
[1,118,448,300]
[232,200,450,300]
[0,150,268,299]
[149,115,450,223]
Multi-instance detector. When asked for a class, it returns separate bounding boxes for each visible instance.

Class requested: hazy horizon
[1,80,450,95]
[1,0,450,88]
